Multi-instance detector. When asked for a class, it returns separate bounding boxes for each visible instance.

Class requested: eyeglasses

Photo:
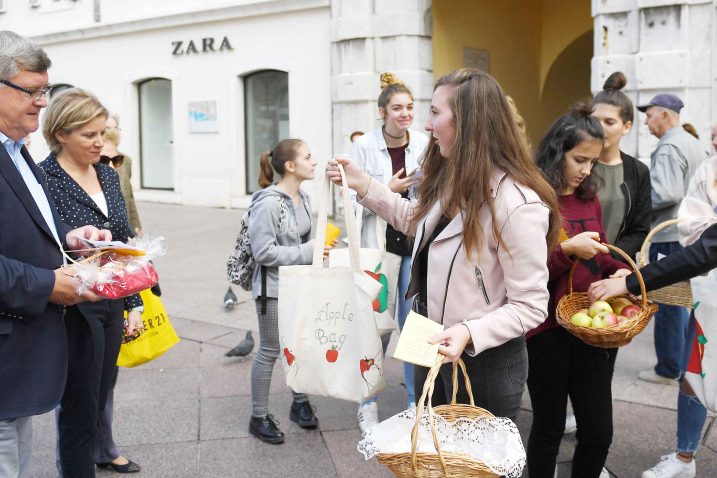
[99,154,124,168]
[0,79,52,101]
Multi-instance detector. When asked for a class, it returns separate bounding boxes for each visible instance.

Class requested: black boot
[249,414,285,444]
[290,400,318,429]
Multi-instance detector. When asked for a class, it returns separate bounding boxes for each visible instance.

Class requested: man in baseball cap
[637,93,684,113]
[637,91,704,379]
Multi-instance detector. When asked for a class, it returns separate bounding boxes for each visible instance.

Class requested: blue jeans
[396,256,415,405]
[650,242,691,379]
[677,313,708,454]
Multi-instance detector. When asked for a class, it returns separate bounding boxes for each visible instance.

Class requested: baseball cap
[637,93,684,113]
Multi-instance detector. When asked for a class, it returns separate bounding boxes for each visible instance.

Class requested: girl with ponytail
[245,139,325,444]
[590,72,652,262]
[528,105,631,477]
[349,72,429,431]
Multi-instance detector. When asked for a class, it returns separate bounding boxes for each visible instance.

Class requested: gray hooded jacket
[247,185,314,299]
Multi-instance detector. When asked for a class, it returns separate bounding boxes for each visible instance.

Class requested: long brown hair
[258,138,304,188]
[408,69,560,258]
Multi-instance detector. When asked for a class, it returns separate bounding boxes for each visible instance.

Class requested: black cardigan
[626,222,717,294]
[609,151,652,262]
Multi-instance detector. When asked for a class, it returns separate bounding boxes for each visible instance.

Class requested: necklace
[383,126,406,140]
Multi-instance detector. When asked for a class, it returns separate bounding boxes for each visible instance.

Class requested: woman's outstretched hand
[326,158,372,198]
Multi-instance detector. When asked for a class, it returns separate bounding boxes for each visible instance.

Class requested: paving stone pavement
[28,202,717,477]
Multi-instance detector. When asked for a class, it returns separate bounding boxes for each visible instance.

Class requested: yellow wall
[432,0,543,143]
[540,0,593,93]
[432,0,593,144]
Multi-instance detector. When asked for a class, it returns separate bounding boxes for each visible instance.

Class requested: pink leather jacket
[359,169,552,356]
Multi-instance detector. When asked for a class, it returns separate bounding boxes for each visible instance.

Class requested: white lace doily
[357,408,526,478]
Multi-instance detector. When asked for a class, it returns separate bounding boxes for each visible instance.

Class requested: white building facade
[1,0,716,207]
[592,0,717,161]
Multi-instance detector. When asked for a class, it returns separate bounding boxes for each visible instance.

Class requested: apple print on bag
[281,340,299,377]
[360,354,383,393]
[326,345,339,363]
[687,319,708,378]
[365,263,389,313]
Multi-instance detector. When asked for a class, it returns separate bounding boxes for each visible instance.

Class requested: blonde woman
[41,89,142,476]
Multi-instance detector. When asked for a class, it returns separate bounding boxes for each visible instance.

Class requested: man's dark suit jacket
[0,145,69,420]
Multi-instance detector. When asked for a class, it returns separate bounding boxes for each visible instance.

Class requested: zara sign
[171,36,234,56]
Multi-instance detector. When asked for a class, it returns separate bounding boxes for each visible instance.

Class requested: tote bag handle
[312,164,362,271]
[354,204,387,251]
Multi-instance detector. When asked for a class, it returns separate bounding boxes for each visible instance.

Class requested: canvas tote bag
[329,205,401,335]
[278,166,387,402]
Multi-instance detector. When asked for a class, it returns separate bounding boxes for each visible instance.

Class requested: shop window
[244,70,289,193]
[138,78,174,190]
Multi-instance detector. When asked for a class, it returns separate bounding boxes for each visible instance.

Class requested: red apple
[616,315,628,324]
[621,304,641,318]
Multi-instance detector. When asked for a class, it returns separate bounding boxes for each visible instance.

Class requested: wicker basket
[638,219,694,308]
[556,243,658,348]
[377,355,499,477]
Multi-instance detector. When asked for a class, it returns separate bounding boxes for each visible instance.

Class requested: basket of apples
[556,243,658,348]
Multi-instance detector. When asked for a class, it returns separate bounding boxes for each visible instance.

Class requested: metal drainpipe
[94,0,100,22]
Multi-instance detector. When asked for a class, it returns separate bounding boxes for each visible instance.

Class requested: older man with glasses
[0,30,110,478]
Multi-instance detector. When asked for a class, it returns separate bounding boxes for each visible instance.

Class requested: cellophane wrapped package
[75,236,166,299]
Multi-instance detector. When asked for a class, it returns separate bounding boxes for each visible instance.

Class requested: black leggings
[526,327,617,478]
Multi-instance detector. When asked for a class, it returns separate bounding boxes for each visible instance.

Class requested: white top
[349,127,429,247]
[89,191,109,217]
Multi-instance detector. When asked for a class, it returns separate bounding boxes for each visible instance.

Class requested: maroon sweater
[527,192,627,338]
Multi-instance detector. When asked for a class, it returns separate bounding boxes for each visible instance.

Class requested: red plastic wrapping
[91,258,159,299]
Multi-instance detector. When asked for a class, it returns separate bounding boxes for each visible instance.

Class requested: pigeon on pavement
[225,330,255,357]
[224,286,239,309]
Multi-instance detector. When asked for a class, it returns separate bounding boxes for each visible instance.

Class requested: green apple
[591,315,607,328]
[570,312,592,327]
[588,300,613,318]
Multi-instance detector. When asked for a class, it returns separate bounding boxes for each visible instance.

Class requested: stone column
[592,0,714,161]
[329,0,433,157]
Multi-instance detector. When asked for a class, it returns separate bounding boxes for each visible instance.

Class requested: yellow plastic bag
[117,289,180,368]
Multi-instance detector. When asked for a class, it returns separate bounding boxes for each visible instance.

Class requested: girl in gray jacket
[246,139,319,444]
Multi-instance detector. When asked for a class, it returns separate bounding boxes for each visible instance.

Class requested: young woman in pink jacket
[327,69,561,421]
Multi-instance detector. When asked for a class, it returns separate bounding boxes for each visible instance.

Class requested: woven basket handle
[566,242,648,307]
[410,355,473,474]
[638,218,683,268]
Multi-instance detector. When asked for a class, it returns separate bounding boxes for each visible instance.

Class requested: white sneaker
[600,467,610,478]
[638,370,678,386]
[564,412,577,434]
[641,453,696,478]
[357,401,379,433]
